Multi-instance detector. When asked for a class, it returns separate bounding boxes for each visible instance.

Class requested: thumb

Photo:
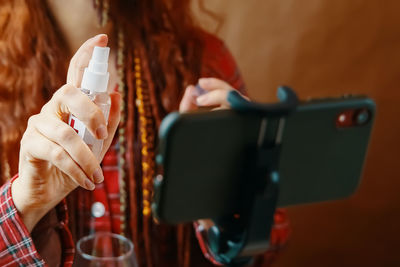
[179,85,198,112]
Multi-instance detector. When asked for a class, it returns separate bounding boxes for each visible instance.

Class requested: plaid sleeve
[0,176,46,266]
[0,175,75,267]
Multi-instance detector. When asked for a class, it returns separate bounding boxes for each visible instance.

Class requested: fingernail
[91,34,100,40]
[84,178,96,191]
[96,125,108,139]
[195,84,207,96]
[93,34,104,40]
[93,168,104,183]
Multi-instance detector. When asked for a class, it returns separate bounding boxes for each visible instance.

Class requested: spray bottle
[68,46,111,161]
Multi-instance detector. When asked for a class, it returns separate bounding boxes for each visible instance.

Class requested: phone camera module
[336,111,353,128]
[338,114,347,123]
[354,109,370,125]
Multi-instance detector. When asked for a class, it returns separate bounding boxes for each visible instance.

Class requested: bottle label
[68,115,96,151]
[68,115,86,139]
[67,90,110,161]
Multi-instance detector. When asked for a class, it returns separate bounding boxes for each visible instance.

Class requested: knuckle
[68,144,95,174]
[62,163,83,185]
[20,131,30,147]
[51,85,79,111]
[51,146,65,163]
[52,88,63,99]
[88,107,103,123]
[40,102,51,113]
[57,84,77,98]
[70,51,89,73]
[65,161,79,178]
[62,84,77,96]
[20,134,38,161]
[58,126,75,142]
[27,115,38,127]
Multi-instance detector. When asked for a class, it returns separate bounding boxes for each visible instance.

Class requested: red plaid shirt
[0,33,290,266]
[0,176,74,266]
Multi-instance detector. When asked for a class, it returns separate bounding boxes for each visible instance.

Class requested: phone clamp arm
[201,86,298,266]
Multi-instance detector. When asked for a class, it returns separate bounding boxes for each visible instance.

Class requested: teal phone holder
[203,87,298,266]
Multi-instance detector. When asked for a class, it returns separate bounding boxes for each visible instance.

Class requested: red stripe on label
[70,118,79,134]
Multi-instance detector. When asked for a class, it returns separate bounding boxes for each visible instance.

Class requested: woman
[0,0,289,266]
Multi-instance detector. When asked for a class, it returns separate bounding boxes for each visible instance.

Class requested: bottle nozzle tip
[92,46,110,63]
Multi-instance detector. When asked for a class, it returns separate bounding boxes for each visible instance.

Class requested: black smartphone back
[278,97,375,206]
[153,97,375,224]
[154,110,257,223]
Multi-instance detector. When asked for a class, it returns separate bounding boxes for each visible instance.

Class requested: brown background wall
[194,1,400,266]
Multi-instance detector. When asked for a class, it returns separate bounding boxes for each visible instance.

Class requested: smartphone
[152,96,375,224]
[277,96,375,206]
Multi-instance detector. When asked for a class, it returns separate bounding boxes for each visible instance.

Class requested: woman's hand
[179,78,248,242]
[11,34,121,232]
[179,78,247,112]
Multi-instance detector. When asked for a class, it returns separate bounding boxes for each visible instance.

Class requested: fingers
[195,78,232,107]
[195,78,249,108]
[196,88,231,107]
[198,78,232,92]
[67,34,108,88]
[100,92,121,159]
[179,78,236,112]
[43,84,107,139]
[28,114,104,184]
[21,129,96,191]
[179,85,198,112]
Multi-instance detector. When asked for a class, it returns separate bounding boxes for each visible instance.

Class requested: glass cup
[74,232,138,267]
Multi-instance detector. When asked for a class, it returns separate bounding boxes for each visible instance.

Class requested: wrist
[11,177,50,232]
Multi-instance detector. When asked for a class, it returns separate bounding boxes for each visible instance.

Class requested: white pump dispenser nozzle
[81,46,110,93]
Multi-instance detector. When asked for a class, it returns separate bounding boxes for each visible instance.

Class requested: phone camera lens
[354,109,370,125]
[336,111,353,128]
[338,114,347,123]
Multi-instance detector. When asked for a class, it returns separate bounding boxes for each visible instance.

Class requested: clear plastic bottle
[68,46,111,161]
